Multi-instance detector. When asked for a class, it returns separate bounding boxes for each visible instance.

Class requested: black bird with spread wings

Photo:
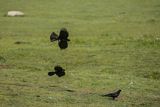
[50,28,70,49]
[48,66,65,77]
[101,89,121,100]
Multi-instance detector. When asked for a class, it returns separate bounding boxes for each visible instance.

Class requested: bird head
[118,90,121,93]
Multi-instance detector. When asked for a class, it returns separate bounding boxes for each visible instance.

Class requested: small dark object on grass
[48,66,65,77]
[65,89,75,92]
[101,89,121,100]
[50,28,70,49]
[14,41,30,44]
[36,95,40,97]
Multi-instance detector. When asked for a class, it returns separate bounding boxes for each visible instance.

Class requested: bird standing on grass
[50,28,70,49]
[101,89,121,100]
[48,66,65,77]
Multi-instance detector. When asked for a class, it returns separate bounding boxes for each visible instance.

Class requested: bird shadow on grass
[48,85,75,93]
[14,41,31,45]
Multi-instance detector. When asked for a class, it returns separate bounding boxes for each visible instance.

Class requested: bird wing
[54,66,63,71]
[105,91,120,97]
[50,32,58,42]
[59,28,69,40]
[56,70,65,77]
[48,72,55,76]
[58,40,68,49]
[103,93,114,97]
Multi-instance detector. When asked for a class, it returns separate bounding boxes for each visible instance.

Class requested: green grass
[0,0,160,106]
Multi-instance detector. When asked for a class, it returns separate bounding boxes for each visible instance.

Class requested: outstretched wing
[50,32,58,42]
[58,40,68,49]
[48,71,55,76]
[58,28,69,41]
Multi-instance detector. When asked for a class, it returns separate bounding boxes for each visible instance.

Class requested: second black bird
[48,66,65,77]
[101,89,121,100]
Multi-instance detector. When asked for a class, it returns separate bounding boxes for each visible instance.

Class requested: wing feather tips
[50,32,58,42]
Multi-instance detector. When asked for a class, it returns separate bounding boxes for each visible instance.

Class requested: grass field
[0,0,160,106]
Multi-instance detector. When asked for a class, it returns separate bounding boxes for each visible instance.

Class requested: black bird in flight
[101,89,121,100]
[50,28,70,49]
[48,66,65,77]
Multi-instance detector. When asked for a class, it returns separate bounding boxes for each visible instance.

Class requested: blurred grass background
[0,0,160,106]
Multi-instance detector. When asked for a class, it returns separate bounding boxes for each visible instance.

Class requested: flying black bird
[48,66,65,77]
[101,89,121,100]
[50,28,70,49]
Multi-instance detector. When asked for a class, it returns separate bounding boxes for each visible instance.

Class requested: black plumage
[58,28,70,41]
[58,40,68,49]
[48,72,55,76]
[101,90,121,100]
[50,28,70,49]
[48,66,65,77]
[50,32,58,42]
